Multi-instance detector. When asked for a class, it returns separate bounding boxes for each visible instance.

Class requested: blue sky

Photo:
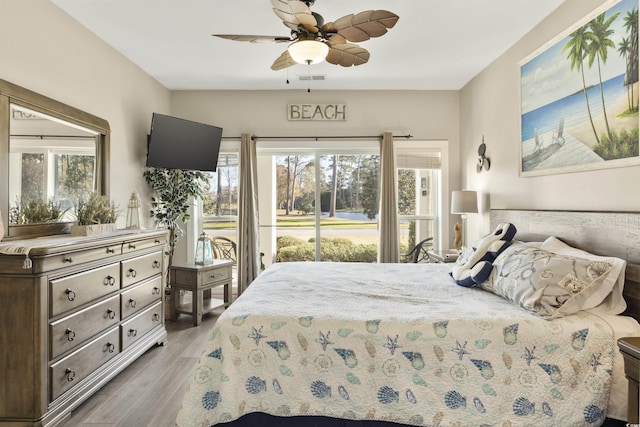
[520,0,637,114]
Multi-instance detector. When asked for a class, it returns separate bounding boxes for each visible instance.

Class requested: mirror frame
[0,79,110,239]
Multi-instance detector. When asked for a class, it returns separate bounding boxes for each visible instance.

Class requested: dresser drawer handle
[128,299,137,308]
[106,309,116,320]
[210,273,223,279]
[154,239,161,244]
[152,287,161,295]
[152,260,161,269]
[126,268,137,278]
[106,342,115,353]
[65,368,76,382]
[65,328,76,341]
[152,313,160,322]
[128,243,136,250]
[63,257,73,263]
[128,328,138,337]
[65,289,76,301]
[106,248,115,254]
[104,275,116,286]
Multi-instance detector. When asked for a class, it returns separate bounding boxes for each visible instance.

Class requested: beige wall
[460,0,640,240]
[0,0,171,228]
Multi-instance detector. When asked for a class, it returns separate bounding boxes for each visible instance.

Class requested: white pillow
[540,237,626,315]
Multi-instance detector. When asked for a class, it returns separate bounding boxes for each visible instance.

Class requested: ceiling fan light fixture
[288,39,329,65]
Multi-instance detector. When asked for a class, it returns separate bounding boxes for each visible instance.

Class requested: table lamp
[451,190,478,251]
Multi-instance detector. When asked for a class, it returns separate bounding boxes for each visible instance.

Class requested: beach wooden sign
[287,104,346,121]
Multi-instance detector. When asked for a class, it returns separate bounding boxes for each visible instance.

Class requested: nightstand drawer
[201,266,231,286]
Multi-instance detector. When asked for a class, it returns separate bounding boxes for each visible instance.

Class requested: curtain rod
[11,134,97,140]
[222,134,413,141]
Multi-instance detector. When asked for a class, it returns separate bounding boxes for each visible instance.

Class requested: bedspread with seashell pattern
[177,262,618,427]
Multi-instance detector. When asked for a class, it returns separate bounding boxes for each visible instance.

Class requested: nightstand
[618,337,640,423]
[427,250,459,263]
[169,259,234,326]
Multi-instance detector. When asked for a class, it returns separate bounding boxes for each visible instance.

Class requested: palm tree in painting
[586,11,620,142]
[623,7,639,110]
[563,24,600,145]
[617,37,632,111]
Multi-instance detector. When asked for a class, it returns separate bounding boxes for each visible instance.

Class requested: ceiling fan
[213,0,399,70]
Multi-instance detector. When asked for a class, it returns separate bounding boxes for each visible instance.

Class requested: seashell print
[518,369,537,386]
[544,344,559,353]
[275,405,291,416]
[408,415,424,425]
[433,345,444,362]
[502,353,513,369]
[475,339,491,349]
[297,333,309,351]
[272,378,283,394]
[550,388,563,399]
[583,404,605,424]
[473,397,486,413]
[513,396,535,416]
[405,388,417,404]
[343,410,357,419]
[538,363,562,384]
[570,358,581,374]
[449,364,468,381]
[245,376,267,394]
[271,321,286,330]
[503,324,519,345]
[382,358,400,377]
[482,384,496,396]
[501,422,512,427]
[432,412,444,425]
[402,351,425,370]
[247,349,266,367]
[346,372,361,384]
[434,368,443,377]
[193,366,213,384]
[279,365,293,376]
[444,390,466,409]
[232,315,248,326]
[412,373,427,386]
[587,261,612,279]
[572,328,589,351]
[335,348,358,368]
[365,409,376,418]
[313,354,333,372]
[338,328,353,337]
[238,400,246,414]
[338,385,350,400]
[229,334,241,350]
[406,331,422,341]
[365,340,377,358]
[207,347,223,360]
[310,380,332,398]
[542,402,553,417]
[377,385,399,404]
[366,319,381,334]
[299,316,313,327]
[433,321,449,338]
[471,359,494,379]
[300,357,308,366]
[299,402,310,414]
[267,341,291,360]
[201,390,221,410]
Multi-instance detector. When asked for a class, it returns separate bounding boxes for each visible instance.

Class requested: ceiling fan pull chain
[307,60,311,93]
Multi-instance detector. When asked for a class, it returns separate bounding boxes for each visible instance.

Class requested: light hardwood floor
[59,304,224,427]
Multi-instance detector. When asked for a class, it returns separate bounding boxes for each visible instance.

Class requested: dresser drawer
[50,295,120,359]
[121,301,163,350]
[40,244,121,273]
[121,251,163,288]
[50,327,120,401]
[123,235,166,254]
[201,265,231,286]
[50,263,120,317]
[121,276,162,320]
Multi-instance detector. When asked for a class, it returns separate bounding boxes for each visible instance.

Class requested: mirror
[0,79,110,239]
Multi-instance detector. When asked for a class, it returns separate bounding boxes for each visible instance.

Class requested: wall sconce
[194,232,214,265]
[125,191,143,229]
[451,190,478,251]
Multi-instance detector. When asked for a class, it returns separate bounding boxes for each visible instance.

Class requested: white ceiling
[51,0,567,91]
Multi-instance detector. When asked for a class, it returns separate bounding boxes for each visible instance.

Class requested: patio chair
[210,236,265,270]
[552,118,565,145]
[534,128,544,154]
[402,237,434,263]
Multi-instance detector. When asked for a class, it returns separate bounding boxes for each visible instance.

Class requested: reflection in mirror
[9,104,99,224]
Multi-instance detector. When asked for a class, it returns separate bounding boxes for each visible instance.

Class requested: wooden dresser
[0,229,168,427]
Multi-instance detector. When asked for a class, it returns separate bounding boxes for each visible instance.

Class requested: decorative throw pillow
[540,237,626,315]
[449,222,517,287]
[480,242,618,319]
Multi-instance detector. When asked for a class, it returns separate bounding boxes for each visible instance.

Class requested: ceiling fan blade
[213,34,292,43]
[271,49,297,71]
[325,43,370,67]
[326,34,347,46]
[271,0,318,33]
[323,10,399,43]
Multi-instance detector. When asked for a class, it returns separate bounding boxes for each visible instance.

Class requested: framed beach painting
[520,0,640,176]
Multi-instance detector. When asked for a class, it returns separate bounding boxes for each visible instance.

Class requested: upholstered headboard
[490,209,640,322]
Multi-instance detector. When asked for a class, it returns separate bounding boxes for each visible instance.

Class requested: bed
[176,209,640,427]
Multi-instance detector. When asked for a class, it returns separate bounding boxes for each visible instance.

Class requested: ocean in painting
[521,73,627,143]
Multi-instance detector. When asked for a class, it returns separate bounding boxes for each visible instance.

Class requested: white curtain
[378,132,399,263]
[237,133,261,294]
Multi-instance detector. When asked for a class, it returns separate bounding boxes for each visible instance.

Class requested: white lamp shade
[288,40,329,65]
[451,190,478,214]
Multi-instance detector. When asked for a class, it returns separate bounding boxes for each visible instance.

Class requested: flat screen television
[146,113,222,172]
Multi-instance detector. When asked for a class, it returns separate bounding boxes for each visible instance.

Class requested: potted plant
[143,168,208,269]
[8,198,72,237]
[71,192,120,236]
